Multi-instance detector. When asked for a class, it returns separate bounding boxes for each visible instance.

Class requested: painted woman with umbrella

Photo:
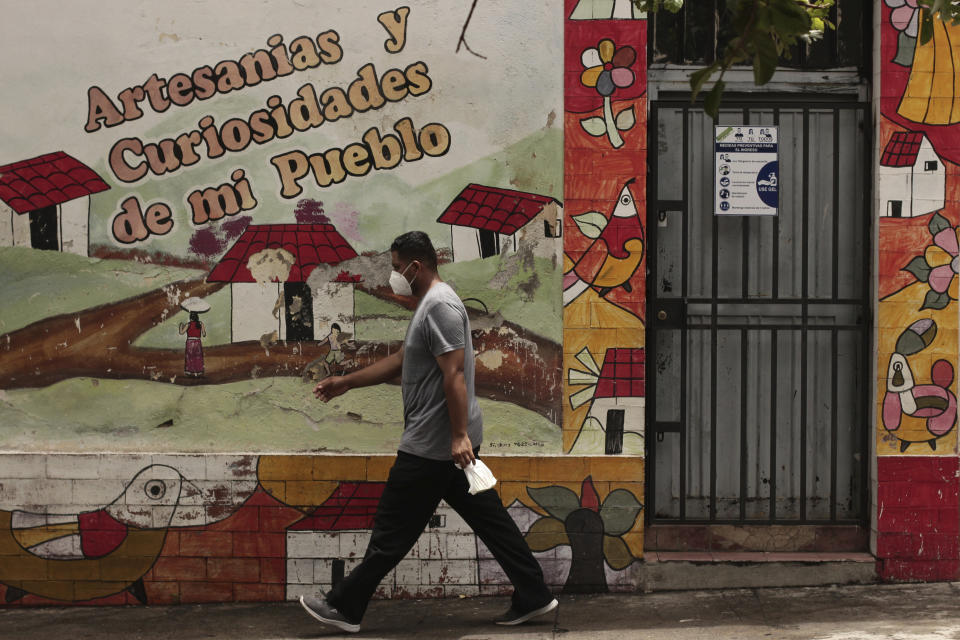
[178,298,210,377]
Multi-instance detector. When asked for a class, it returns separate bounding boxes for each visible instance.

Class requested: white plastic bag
[456,458,497,495]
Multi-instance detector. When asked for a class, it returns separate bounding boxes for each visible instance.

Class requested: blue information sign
[714,126,778,216]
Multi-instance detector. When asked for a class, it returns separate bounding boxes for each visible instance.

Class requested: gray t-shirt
[398,282,483,460]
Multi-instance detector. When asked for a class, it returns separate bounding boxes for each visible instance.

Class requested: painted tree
[221,215,252,242]
[294,198,330,225]
[524,476,642,593]
[188,228,225,262]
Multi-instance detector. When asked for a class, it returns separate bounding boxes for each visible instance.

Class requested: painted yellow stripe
[13,523,79,549]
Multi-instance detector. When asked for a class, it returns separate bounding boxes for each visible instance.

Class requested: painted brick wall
[875,457,960,582]
[0,454,644,606]
[876,3,960,583]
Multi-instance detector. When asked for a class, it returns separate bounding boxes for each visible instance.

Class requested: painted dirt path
[0,279,560,421]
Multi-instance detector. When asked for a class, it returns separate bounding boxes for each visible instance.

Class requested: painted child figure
[318,322,346,377]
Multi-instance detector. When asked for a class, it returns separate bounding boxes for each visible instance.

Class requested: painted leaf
[903,256,932,282]
[921,289,951,311]
[573,211,608,239]
[569,385,596,410]
[527,485,582,522]
[524,516,569,552]
[603,534,635,570]
[575,347,601,375]
[928,212,952,236]
[615,106,636,132]
[599,488,643,536]
[580,476,600,512]
[580,116,607,137]
[568,367,598,386]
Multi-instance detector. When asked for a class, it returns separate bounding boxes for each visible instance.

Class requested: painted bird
[0,464,201,603]
[882,318,958,452]
[563,179,644,306]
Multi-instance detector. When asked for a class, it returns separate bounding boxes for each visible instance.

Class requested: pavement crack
[750,587,777,630]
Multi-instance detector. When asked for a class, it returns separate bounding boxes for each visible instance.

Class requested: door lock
[657,310,667,321]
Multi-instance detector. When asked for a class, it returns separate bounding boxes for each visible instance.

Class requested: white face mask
[389,262,416,296]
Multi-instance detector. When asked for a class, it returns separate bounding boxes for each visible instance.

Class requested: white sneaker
[494,598,558,625]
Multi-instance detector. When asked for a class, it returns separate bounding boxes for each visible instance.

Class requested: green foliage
[918,1,960,44]
[635,0,836,118]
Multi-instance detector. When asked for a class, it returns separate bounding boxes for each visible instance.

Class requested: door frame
[644,94,874,529]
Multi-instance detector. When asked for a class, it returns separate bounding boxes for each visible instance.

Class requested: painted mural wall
[876,1,960,582]
[0,1,647,605]
[0,0,566,454]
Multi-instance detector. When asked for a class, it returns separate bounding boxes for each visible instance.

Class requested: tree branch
[456,0,487,60]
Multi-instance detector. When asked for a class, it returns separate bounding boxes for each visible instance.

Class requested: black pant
[326,450,553,623]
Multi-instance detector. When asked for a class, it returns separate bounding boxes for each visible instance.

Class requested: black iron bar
[832,112,841,299]
[773,108,781,300]
[800,108,810,522]
[830,329,839,521]
[770,328,778,520]
[740,327,749,521]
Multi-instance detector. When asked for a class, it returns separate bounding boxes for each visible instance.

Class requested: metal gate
[646,98,871,525]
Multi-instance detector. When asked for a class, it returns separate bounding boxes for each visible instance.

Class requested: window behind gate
[648,1,868,73]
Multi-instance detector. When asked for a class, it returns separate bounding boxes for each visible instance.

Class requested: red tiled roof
[880,131,926,168]
[207,224,358,283]
[287,483,386,531]
[594,348,645,399]
[0,151,110,214]
[436,184,558,235]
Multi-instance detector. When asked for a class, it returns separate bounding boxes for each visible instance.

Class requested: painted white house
[437,184,563,264]
[569,347,645,455]
[207,223,358,343]
[285,482,482,600]
[878,131,945,218]
[0,151,109,256]
[570,0,645,20]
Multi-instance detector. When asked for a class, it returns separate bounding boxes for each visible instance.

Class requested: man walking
[300,231,557,633]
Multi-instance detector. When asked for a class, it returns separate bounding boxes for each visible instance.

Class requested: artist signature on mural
[488,441,546,449]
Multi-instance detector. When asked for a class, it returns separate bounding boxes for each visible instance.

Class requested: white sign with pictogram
[714,125,778,216]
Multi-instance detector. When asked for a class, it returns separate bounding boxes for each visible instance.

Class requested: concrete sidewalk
[2,583,960,639]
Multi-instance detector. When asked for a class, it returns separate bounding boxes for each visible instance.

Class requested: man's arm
[436,347,475,468]
[313,346,404,402]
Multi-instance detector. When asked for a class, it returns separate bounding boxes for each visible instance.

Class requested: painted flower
[924,226,960,299]
[581,39,636,97]
[578,38,638,149]
[885,0,920,37]
[903,213,960,310]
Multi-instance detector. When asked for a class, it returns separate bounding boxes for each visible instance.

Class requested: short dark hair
[390,231,437,269]
[331,322,341,332]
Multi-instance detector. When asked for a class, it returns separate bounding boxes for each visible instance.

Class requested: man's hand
[452,433,475,468]
[314,375,350,402]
